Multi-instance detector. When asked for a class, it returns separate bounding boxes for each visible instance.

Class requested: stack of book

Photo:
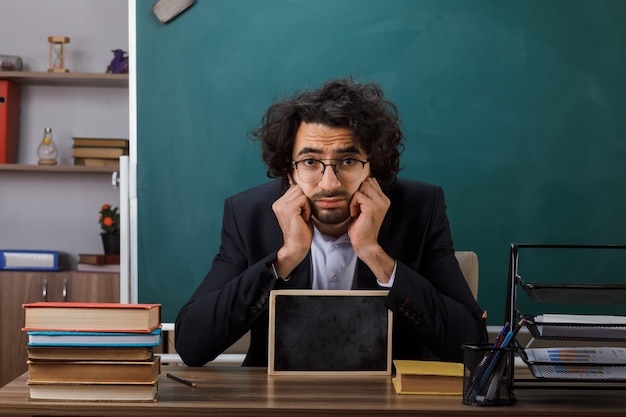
[22,302,162,401]
[72,137,129,168]
[77,253,120,273]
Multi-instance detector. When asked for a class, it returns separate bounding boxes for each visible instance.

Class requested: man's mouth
[315,198,345,209]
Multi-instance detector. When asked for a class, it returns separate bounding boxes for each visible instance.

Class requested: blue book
[27,328,162,347]
[0,249,63,271]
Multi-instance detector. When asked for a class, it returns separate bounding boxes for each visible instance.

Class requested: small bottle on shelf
[37,127,59,165]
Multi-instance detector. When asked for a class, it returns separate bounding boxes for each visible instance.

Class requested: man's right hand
[271,179,313,278]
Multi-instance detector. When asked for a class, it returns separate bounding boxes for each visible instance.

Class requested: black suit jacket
[175,178,484,366]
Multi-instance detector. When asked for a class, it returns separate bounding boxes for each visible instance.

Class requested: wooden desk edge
[1,365,625,417]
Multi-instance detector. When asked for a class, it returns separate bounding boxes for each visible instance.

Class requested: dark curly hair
[249,77,405,195]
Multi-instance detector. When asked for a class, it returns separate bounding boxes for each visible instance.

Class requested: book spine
[71,147,127,158]
[77,263,121,272]
[27,329,163,347]
[74,157,120,167]
[72,138,129,147]
[78,254,121,265]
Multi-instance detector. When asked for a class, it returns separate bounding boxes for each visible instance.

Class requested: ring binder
[0,80,21,163]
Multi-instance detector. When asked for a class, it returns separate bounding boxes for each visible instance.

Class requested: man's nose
[318,163,342,188]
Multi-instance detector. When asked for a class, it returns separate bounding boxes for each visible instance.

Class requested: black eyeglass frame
[291,158,369,183]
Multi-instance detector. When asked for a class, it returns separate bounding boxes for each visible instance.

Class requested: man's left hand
[348,178,395,283]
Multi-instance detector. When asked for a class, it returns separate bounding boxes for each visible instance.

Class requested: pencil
[477,311,488,343]
[166,372,196,388]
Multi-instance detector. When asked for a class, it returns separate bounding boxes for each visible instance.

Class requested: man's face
[291,122,370,228]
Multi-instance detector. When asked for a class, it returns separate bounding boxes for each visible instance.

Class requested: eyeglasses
[291,158,369,184]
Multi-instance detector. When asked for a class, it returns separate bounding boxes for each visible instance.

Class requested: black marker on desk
[166,372,196,388]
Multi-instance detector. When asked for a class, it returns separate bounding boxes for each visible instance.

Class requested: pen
[499,318,525,349]
[469,322,509,392]
[484,319,526,401]
[471,319,525,398]
[494,322,510,347]
[166,372,196,388]
[469,321,508,389]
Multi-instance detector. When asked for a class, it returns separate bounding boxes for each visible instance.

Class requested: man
[175,77,485,367]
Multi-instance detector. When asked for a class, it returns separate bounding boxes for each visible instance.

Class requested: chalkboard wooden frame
[268,289,392,376]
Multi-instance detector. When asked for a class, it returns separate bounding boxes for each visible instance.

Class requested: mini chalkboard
[268,289,392,375]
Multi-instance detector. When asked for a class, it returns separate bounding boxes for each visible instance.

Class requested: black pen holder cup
[461,343,516,406]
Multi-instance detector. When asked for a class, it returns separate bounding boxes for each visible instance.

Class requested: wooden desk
[0,365,624,416]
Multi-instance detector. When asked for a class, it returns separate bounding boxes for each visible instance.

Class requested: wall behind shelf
[1,0,129,164]
[0,0,128,269]
[17,86,128,165]
[0,172,119,261]
[1,1,128,73]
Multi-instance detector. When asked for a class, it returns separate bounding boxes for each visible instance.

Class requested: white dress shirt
[310,227,396,290]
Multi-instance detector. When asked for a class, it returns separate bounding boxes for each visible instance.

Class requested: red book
[78,253,121,265]
[0,80,20,163]
[23,302,161,333]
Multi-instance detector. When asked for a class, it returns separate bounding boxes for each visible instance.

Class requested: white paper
[532,314,626,339]
[524,347,626,380]
[537,314,626,324]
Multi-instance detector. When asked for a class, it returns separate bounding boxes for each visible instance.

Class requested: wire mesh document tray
[520,281,626,305]
[523,315,626,342]
[506,244,626,389]
[518,347,626,382]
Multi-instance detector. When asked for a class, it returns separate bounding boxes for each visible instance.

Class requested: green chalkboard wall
[136,0,626,323]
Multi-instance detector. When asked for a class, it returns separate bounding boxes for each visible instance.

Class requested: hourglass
[48,36,70,73]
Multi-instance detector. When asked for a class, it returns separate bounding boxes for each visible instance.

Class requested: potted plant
[99,204,120,254]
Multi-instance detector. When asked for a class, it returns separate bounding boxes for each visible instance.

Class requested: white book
[77,263,121,273]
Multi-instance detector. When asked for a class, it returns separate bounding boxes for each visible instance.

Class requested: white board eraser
[152,0,196,24]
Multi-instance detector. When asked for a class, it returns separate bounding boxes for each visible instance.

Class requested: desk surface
[0,365,624,416]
